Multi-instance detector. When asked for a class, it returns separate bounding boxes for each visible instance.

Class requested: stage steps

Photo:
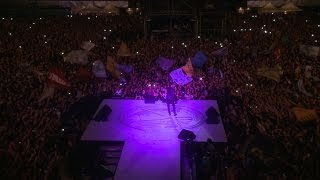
[79,141,125,180]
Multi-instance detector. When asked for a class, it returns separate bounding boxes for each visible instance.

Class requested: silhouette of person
[166,84,177,116]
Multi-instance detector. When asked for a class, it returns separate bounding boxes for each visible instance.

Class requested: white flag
[38,85,55,102]
[92,60,107,78]
[170,68,193,85]
[81,41,95,51]
[64,50,88,65]
[299,45,320,57]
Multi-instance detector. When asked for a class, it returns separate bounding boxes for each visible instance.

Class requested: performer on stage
[166,84,177,116]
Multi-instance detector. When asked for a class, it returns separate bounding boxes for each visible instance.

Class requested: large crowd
[0,10,320,180]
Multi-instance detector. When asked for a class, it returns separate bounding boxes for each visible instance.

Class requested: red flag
[47,67,70,88]
[273,47,281,62]
[76,67,91,81]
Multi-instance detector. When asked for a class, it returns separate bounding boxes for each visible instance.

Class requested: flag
[92,60,107,78]
[299,45,320,57]
[38,84,55,102]
[106,56,120,78]
[76,67,91,80]
[192,51,208,68]
[219,70,224,79]
[170,68,193,85]
[207,66,215,74]
[47,67,70,88]
[212,47,228,57]
[181,58,193,77]
[156,57,175,71]
[116,64,134,73]
[81,41,95,51]
[63,50,88,65]
[304,66,320,81]
[273,47,281,61]
[298,79,313,97]
[256,65,283,82]
[117,42,131,57]
[292,107,318,122]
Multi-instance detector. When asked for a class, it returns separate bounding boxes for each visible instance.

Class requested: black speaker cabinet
[178,129,196,141]
[205,106,220,124]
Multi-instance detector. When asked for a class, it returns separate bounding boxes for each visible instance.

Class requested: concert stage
[81,99,227,180]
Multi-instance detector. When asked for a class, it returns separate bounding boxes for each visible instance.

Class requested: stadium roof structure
[259,2,279,13]
[248,0,320,8]
[279,2,302,12]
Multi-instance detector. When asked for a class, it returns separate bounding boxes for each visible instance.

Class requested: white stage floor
[81,100,227,180]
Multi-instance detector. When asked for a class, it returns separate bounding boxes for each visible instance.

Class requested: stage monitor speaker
[178,129,196,141]
[93,105,112,122]
[144,95,156,104]
[205,106,220,124]
[98,164,114,178]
